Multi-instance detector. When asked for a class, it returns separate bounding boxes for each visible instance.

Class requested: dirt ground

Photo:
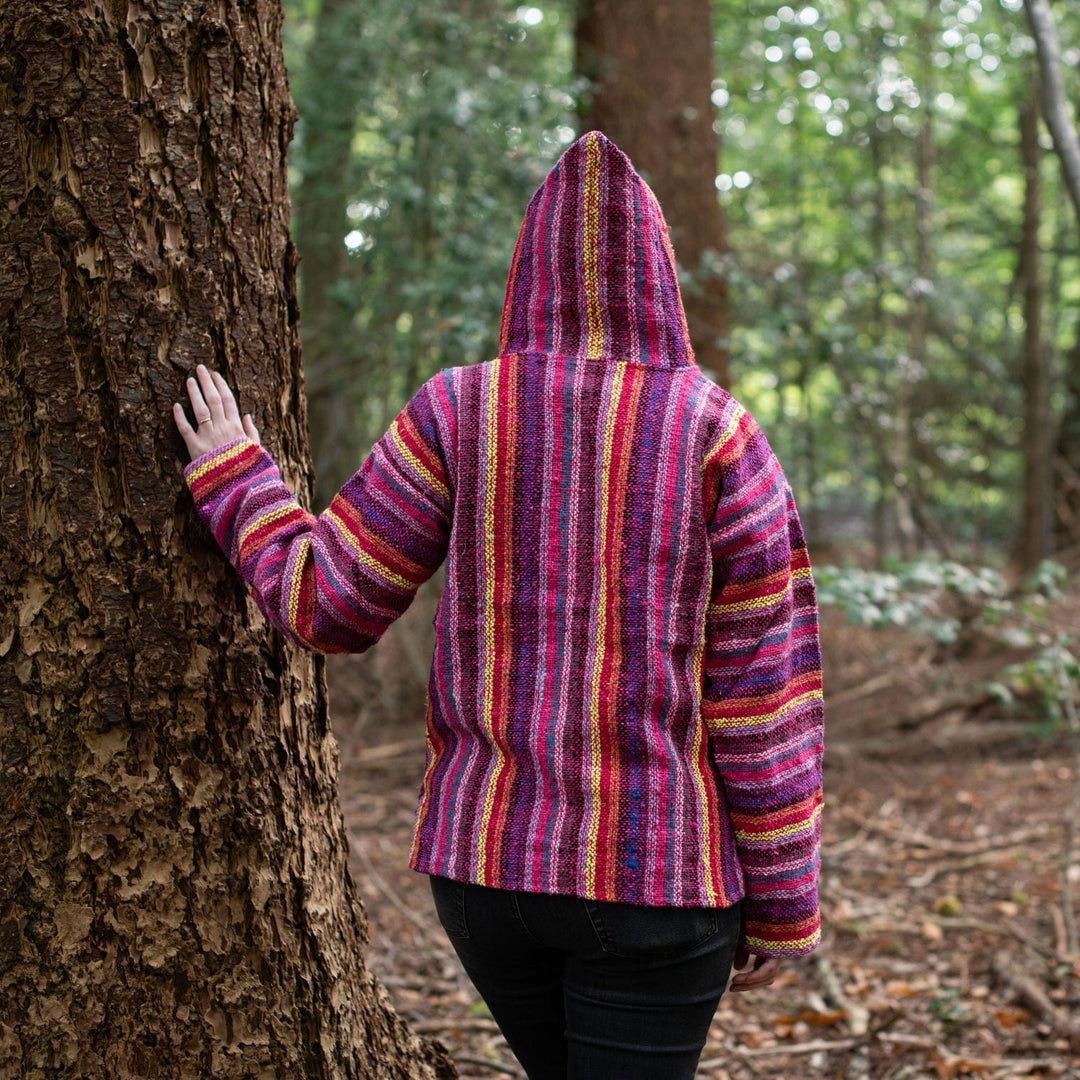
[329,592,1080,1080]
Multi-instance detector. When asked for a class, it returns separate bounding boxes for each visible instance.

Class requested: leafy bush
[814,556,1066,644]
[815,557,1077,727]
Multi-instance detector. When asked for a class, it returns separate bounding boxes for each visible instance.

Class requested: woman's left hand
[174,363,261,462]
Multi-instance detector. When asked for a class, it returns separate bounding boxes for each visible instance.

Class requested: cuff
[183,437,270,509]
[741,911,822,958]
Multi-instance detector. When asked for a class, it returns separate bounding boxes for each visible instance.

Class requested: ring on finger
[196,414,212,425]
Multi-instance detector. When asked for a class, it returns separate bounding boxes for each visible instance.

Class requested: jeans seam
[455,880,470,939]
[509,892,545,946]
[582,900,612,953]
[584,903,727,959]
[431,875,470,940]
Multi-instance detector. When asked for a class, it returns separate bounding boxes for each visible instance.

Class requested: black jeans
[428,875,743,1080]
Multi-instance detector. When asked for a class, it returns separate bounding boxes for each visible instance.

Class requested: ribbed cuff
[183,437,268,508]
[741,911,822,957]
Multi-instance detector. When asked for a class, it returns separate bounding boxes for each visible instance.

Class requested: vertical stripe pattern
[183,132,825,958]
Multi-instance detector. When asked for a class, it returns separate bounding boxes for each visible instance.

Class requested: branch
[1024,0,1080,226]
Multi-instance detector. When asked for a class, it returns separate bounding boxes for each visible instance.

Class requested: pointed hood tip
[498,130,697,369]
[562,129,635,168]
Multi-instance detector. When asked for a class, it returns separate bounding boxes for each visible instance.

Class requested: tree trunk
[575,0,730,384]
[0,3,454,1077]
[868,125,917,562]
[293,0,369,507]
[1024,0,1080,230]
[1017,85,1053,570]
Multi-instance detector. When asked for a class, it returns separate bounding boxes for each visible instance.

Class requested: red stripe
[239,505,310,561]
[189,443,262,499]
[329,494,429,583]
[730,791,822,835]
[482,355,519,878]
[593,368,642,895]
[397,410,446,488]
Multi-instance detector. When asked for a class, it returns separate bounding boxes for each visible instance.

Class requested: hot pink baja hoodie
[185,132,825,957]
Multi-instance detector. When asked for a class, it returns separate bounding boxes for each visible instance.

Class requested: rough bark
[1017,86,1053,569]
[575,0,730,384]
[0,2,454,1077]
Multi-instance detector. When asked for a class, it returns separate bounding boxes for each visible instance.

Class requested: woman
[174,131,825,1079]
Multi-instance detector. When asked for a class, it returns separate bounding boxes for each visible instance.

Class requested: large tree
[0,3,454,1077]
[576,0,730,384]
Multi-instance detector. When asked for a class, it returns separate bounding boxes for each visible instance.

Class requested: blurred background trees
[282,0,1079,734]
[283,0,1079,565]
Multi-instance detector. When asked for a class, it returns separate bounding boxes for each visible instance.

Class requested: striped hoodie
[184,131,825,957]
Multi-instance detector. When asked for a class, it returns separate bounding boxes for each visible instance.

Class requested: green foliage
[711,0,1080,544]
[987,633,1080,732]
[929,986,970,1028]
[280,0,1080,569]
[817,556,1078,727]
[283,0,577,446]
[813,555,1058,643]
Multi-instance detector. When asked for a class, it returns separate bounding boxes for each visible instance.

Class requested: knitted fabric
[184,131,825,957]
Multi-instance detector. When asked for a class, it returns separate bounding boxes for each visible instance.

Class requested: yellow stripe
[707,566,812,616]
[700,404,746,473]
[475,360,504,879]
[704,687,824,732]
[285,536,310,636]
[743,926,821,952]
[238,504,304,553]
[391,421,450,504]
[583,363,625,894]
[186,440,252,485]
[690,720,723,905]
[324,508,415,590]
[690,587,722,904]
[583,132,605,360]
[734,802,823,844]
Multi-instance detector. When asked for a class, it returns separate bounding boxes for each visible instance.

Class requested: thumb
[243,414,261,445]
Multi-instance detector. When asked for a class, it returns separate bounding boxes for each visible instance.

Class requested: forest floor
[329,582,1080,1080]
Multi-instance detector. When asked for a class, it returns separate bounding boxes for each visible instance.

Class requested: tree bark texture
[575,0,730,385]
[0,3,454,1077]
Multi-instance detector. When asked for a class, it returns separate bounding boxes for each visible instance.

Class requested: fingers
[172,401,202,458]
[196,363,225,424]
[175,365,251,463]
[185,373,210,425]
[212,369,241,424]
[728,956,781,993]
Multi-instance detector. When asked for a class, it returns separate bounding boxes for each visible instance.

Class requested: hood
[497,130,697,369]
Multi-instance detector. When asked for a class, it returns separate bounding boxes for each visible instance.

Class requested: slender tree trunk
[0,3,454,1077]
[1017,86,1053,569]
[575,0,730,384]
[1055,331,1080,549]
[1024,0,1080,229]
[870,129,918,560]
[898,13,941,559]
[293,0,369,506]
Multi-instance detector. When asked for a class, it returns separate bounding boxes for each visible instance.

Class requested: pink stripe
[531,168,556,353]
[645,371,698,900]
[720,742,824,785]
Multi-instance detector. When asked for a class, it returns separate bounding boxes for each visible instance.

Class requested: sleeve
[700,400,825,958]
[182,372,455,655]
